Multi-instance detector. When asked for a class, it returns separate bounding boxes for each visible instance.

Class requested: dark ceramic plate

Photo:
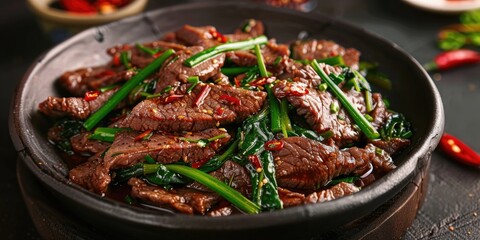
[9,2,444,239]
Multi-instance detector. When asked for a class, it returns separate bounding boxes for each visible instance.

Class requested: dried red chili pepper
[134,130,153,142]
[193,84,211,107]
[248,155,262,170]
[84,90,101,101]
[163,94,184,104]
[286,84,309,96]
[264,139,284,151]
[424,49,480,71]
[439,133,480,167]
[219,94,241,106]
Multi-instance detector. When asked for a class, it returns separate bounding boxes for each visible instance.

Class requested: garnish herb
[311,60,380,139]
[184,35,268,67]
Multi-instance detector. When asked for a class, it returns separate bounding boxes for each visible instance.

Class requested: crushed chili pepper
[439,133,480,167]
[134,130,153,142]
[163,94,184,104]
[264,139,284,151]
[424,49,480,71]
[219,94,241,106]
[248,155,262,170]
[193,84,211,107]
[287,84,309,96]
[84,90,101,101]
[191,158,209,169]
[112,53,121,66]
[215,107,225,116]
[209,29,228,43]
[248,77,276,87]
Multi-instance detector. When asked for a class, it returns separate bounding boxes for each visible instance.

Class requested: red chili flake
[134,130,153,142]
[234,77,242,87]
[152,51,162,58]
[209,29,228,43]
[94,69,116,78]
[249,77,276,87]
[264,139,284,151]
[84,90,101,101]
[215,107,225,116]
[163,94,184,104]
[248,155,262,170]
[193,84,211,107]
[439,133,480,167]
[113,53,121,66]
[219,94,241,106]
[191,158,209,169]
[288,85,309,96]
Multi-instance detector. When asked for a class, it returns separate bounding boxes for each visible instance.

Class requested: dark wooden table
[2,0,479,239]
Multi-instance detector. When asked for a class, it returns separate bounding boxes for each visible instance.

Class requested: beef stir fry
[39,19,412,215]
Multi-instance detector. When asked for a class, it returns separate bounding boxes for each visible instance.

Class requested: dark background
[2,0,479,239]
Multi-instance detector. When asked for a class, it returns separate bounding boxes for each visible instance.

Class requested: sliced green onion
[254,44,269,78]
[186,76,200,93]
[88,127,129,142]
[265,85,282,133]
[311,60,380,139]
[165,164,261,214]
[221,67,253,76]
[135,43,159,55]
[184,35,268,67]
[330,102,340,114]
[120,51,131,69]
[280,99,292,137]
[317,55,345,66]
[83,49,175,131]
[318,83,328,91]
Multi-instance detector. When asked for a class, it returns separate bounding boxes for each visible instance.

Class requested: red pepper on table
[424,49,480,71]
[264,139,284,151]
[439,133,480,167]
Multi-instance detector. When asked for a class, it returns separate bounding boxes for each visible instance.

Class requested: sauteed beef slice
[58,67,130,96]
[129,178,221,215]
[291,39,360,69]
[70,132,110,155]
[69,152,105,193]
[38,89,121,119]
[272,81,361,146]
[69,128,229,194]
[272,137,395,191]
[154,46,226,92]
[370,138,411,156]
[226,19,265,42]
[174,25,222,48]
[227,40,290,67]
[304,182,361,203]
[119,84,267,132]
[189,160,251,197]
[279,182,361,207]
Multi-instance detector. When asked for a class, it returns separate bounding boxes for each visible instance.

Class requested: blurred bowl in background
[27,0,148,42]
